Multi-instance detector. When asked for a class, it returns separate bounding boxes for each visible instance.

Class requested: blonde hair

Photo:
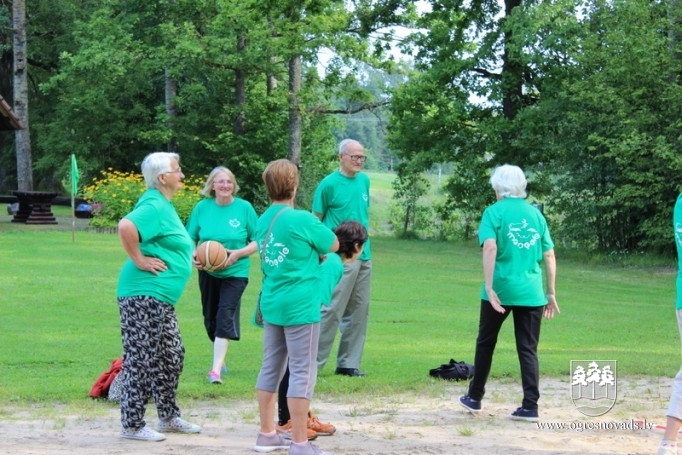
[201,166,239,197]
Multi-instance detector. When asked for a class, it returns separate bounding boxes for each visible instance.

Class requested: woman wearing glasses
[116,152,201,441]
[186,166,258,384]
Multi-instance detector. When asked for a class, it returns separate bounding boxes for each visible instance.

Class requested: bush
[82,168,204,228]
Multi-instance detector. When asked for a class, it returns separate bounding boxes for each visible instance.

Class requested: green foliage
[388,0,682,254]
[82,169,204,228]
[390,166,431,238]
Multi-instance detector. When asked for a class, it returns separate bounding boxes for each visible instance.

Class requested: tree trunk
[235,34,247,135]
[669,0,682,82]
[287,54,302,166]
[501,0,523,121]
[13,0,32,191]
[164,68,178,153]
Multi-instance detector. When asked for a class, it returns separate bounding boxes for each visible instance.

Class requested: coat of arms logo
[570,360,617,417]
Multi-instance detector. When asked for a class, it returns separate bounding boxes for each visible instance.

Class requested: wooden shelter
[0,94,25,131]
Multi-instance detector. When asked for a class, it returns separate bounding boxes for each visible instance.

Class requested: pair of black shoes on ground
[335,367,366,377]
[429,358,475,381]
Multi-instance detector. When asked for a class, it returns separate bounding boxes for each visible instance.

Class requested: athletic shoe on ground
[509,407,539,422]
[459,395,481,414]
[276,420,317,440]
[221,365,228,374]
[659,445,678,455]
[307,413,335,436]
[208,371,222,384]
[156,416,202,433]
[288,441,333,455]
[120,426,166,441]
[254,432,291,452]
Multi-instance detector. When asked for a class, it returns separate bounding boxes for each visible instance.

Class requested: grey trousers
[666,309,682,420]
[317,259,372,370]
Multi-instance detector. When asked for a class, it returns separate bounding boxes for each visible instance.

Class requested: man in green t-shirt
[313,139,372,377]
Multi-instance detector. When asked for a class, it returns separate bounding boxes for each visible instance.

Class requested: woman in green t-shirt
[459,164,560,423]
[116,152,201,442]
[253,159,339,455]
[186,166,258,385]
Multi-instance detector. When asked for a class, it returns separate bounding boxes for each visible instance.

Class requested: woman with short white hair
[116,152,201,441]
[459,164,560,423]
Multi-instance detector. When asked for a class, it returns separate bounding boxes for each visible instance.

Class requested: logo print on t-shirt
[229,218,241,228]
[506,219,540,249]
[261,233,290,268]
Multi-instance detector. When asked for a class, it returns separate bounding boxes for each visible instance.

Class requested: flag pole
[71,154,79,243]
[71,186,75,243]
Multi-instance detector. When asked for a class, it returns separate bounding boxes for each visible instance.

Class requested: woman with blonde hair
[186,166,258,384]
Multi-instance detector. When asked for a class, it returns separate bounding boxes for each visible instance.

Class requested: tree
[12,0,31,191]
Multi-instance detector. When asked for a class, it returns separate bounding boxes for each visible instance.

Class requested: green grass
[0,219,679,408]
[366,171,396,236]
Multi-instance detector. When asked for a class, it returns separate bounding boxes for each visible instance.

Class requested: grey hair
[490,164,527,198]
[338,139,361,155]
[141,152,180,189]
[201,166,239,197]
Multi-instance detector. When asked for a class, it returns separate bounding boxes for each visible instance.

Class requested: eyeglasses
[214,180,232,185]
[165,167,182,174]
[346,154,366,162]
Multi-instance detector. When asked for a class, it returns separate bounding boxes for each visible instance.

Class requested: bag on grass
[89,357,123,398]
[428,358,475,381]
[107,370,123,402]
[253,291,264,328]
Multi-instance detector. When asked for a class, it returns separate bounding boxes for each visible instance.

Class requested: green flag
[71,154,79,195]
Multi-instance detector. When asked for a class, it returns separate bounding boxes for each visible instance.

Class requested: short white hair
[490,164,527,198]
[141,152,179,189]
[339,139,361,155]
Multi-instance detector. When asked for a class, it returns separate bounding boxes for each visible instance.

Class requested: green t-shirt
[477,197,554,306]
[116,189,193,305]
[674,193,682,309]
[312,170,371,261]
[319,252,344,306]
[186,197,257,278]
[257,205,336,326]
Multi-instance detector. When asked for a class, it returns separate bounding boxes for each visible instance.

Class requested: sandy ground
[0,376,672,455]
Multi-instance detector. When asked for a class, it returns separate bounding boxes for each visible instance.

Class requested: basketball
[196,240,229,272]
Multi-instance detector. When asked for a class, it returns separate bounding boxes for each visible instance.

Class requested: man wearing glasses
[313,139,372,377]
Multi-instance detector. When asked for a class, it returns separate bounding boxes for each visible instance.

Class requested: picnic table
[11,190,58,224]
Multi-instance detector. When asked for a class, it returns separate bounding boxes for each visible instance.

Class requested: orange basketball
[196,240,228,272]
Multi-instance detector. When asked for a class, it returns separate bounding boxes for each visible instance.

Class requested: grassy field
[0,206,679,408]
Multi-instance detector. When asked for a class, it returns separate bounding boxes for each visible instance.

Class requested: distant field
[365,171,397,236]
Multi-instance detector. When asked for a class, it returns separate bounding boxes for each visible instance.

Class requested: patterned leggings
[118,296,185,430]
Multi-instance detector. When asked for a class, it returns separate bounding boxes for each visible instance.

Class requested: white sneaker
[289,441,334,455]
[156,416,201,433]
[659,445,678,455]
[120,426,166,441]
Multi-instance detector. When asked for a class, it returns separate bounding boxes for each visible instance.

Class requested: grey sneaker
[289,441,334,455]
[509,407,539,422]
[120,425,166,441]
[658,445,678,455]
[156,416,202,433]
[254,432,291,452]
